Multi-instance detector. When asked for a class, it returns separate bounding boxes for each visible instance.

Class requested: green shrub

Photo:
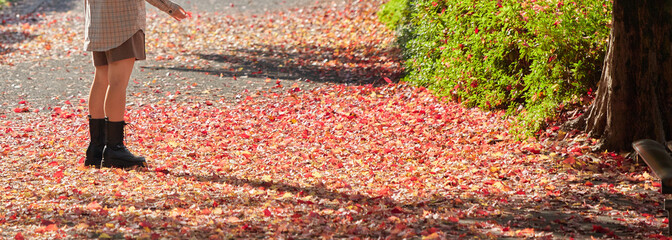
[377,0,409,31]
[380,0,612,135]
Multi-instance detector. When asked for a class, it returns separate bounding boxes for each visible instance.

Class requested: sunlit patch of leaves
[0,0,668,239]
[1,83,667,239]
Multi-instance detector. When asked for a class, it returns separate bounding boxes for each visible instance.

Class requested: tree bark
[583,0,672,151]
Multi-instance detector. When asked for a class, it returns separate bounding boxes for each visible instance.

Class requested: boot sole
[102,157,147,169]
[84,162,102,169]
[84,156,102,168]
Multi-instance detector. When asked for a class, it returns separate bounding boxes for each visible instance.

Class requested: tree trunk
[583,0,672,151]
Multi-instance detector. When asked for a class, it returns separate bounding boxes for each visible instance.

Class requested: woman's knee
[107,58,135,87]
[92,71,109,90]
[107,78,129,90]
[94,66,109,82]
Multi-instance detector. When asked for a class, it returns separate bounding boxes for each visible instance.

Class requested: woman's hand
[171,7,190,21]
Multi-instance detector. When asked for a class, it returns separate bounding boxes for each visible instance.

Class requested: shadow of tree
[174,172,395,205]
[142,43,404,86]
[2,166,663,239]
[1,29,36,44]
[0,0,78,16]
[167,172,662,238]
[0,30,36,57]
[40,0,78,13]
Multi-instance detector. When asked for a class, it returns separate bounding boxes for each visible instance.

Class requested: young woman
[83,0,189,168]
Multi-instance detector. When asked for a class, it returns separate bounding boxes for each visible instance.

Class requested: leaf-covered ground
[1,1,671,239]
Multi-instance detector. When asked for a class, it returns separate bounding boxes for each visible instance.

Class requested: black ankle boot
[84,116,106,168]
[102,120,146,168]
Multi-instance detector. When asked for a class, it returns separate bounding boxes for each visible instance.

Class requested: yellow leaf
[75,223,89,230]
[281,192,294,199]
[516,228,535,236]
[86,201,101,211]
[99,233,112,239]
[493,181,511,191]
[423,232,441,240]
[642,172,652,179]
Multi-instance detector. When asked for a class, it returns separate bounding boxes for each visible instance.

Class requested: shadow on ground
[0,30,36,57]
[39,0,78,13]
[146,169,661,238]
[142,44,404,86]
[0,0,78,17]
[26,170,661,239]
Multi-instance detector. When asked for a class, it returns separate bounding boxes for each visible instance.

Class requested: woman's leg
[85,64,109,168]
[89,65,108,119]
[105,57,135,122]
[103,57,146,168]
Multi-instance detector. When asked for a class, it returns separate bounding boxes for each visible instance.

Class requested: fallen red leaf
[13,107,28,113]
[140,221,152,229]
[563,156,576,165]
[14,233,24,240]
[86,202,101,211]
[53,170,64,179]
[592,225,611,234]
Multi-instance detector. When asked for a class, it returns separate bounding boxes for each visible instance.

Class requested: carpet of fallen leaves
[1,0,672,239]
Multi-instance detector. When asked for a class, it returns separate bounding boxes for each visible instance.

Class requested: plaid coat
[84,0,180,51]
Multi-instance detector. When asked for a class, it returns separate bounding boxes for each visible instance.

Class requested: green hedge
[380,0,611,135]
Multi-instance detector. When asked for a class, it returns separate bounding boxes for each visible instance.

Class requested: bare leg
[89,65,108,119]
[102,58,145,168]
[105,58,135,122]
[85,64,109,168]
